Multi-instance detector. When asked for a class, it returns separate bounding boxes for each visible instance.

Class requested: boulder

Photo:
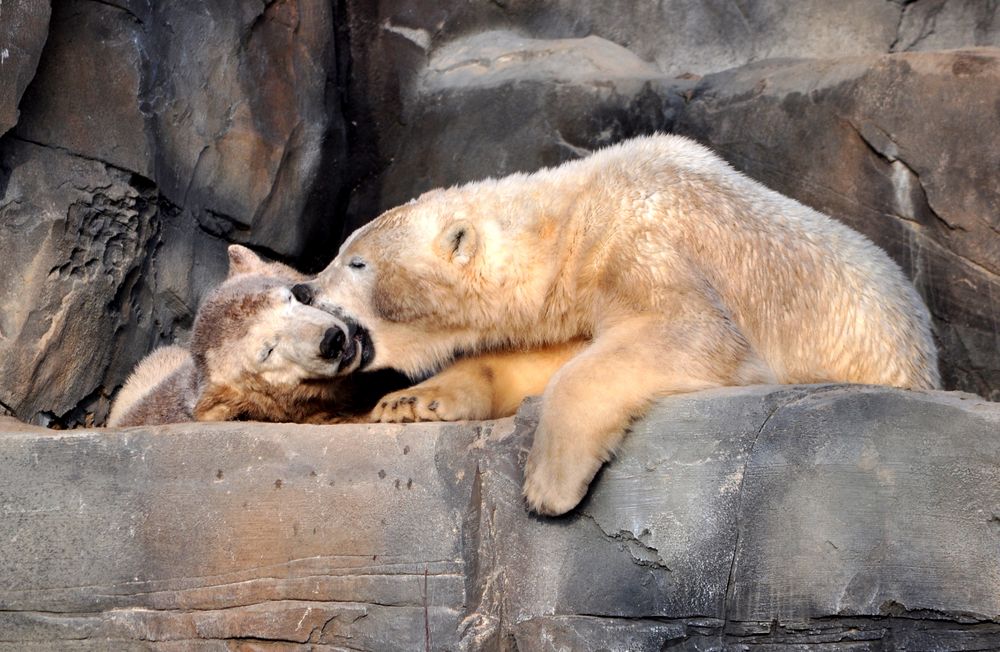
[0,385,998,649]
[0,0,50,137]
[895,0,1000,53]
[673,49,1000,400]
[339,0,1000,227]
[372,31,685,217]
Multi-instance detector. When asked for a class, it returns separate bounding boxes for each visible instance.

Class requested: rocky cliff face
[1,1,998,420]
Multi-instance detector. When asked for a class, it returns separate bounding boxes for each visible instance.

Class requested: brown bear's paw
[522,429,604,516]
[371,386,486,423]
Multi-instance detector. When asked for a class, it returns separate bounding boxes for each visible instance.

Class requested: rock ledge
[0,384,998,650]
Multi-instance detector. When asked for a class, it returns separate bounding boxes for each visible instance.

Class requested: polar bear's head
[309,190,517,378]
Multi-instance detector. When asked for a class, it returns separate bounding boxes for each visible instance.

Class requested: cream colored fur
[314,134,939,515]
[373,340,587,422]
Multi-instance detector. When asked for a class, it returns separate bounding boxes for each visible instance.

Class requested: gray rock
[338,0,998,224]
[0,139,223,426]
[895,0,1000,53]
[672,50,1000,400]
[14,0,344,260]
[369,31,686,216]
[14,0,150,175]
[0,386,998,649]
[0,0,50,137]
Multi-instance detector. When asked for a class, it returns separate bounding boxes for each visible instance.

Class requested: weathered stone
[1,386,998,649]
[143,0,344,260]
[339,0,998,223]
[487,0,903,77]
[14,0,344,261]
[0,139,226,426]
[895,0,1000,53]
[728,386,1000,622]
[672,49,1000,399]
[15,0,150,175]
[343,26,686,230]
[0,0,50,137]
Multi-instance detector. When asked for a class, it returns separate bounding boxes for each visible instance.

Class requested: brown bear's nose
[291,283,314,305]
[319,327,346,360]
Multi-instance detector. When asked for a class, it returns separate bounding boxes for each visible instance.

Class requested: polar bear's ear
[437,221,478,266]
[227,244,266,278]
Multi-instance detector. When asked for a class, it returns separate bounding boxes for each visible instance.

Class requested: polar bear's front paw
[522,430,604,516]
[371,386,482,423]
[371,388,445,423]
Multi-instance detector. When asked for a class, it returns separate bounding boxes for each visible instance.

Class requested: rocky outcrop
[0,0,50,137]
[13,0,343,259]
[1,386,998,649]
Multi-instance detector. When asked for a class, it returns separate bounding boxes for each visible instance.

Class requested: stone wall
[1,386,998,649]
[2,1,998,426]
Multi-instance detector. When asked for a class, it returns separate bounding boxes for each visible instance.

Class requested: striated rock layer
[1,385,998,649]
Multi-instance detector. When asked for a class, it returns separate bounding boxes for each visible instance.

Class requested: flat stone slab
[0,385,997,650]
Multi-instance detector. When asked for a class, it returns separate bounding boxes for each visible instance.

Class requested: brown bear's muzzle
[318,318,374,374]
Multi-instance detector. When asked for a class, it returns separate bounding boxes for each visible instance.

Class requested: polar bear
[107,246,390,427]
[307,134,939,515]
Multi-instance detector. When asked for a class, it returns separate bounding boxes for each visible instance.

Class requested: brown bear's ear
[194,385,243,422]
[227,244,266,278]
[436,220,478,266]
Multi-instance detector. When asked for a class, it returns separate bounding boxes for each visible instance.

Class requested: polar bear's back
[568,135,940,389]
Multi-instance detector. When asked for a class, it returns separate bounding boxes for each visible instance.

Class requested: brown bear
[305,134,939,516]
[107,246,400,427]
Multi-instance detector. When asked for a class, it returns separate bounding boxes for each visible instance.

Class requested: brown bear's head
[190,246,360,421]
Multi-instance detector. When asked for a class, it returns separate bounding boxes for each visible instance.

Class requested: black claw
[428,400,439,411]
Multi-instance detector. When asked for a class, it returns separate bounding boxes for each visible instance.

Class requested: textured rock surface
[14,0,343,258]
[1,386,998,649]
[673,50,1000,400]
[0,0,50,137]
[339,0,1000,224]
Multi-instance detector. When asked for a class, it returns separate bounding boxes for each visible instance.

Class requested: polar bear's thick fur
[311,134,939,515]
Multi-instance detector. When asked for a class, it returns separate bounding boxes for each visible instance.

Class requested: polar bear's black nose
[291,283,314,305]
[319,327,346,359]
